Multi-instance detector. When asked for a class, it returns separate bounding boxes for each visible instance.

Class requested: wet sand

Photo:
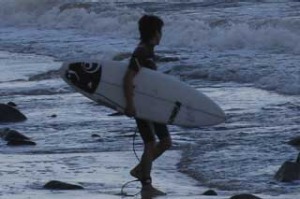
[0,150,225,199]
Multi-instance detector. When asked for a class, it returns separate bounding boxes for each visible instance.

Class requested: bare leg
[137,141,168,197]
[131,120,171,197]
[139,141,156,180]
[131,137,172,179]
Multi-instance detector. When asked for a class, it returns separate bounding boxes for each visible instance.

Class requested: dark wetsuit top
[128,43,169,143]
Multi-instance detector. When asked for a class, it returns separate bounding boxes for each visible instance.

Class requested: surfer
[123,15,171,197]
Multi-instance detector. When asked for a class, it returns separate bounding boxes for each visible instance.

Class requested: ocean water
[0,0,299,198]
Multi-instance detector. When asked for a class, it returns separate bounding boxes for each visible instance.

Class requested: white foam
[163,17,300,54]
[0,0,299,95]
[0,51,59,82]
[1,1,299,54]
[176,52,300,95]
[0,0,141,37]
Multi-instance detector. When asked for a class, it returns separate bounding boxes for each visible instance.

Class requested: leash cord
[120,127,141,197]
[120,179,140,197]
[133,127,140,162]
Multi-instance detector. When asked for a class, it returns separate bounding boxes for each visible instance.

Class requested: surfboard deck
[60,60,225,127]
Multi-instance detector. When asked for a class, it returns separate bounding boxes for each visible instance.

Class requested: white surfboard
[60,60,225,127]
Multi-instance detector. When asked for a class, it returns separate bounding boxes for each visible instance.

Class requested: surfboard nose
[60,61,102,94]
[60,61,83,85]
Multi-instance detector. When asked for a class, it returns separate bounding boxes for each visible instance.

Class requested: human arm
[123,46,149,117]
[123,68,137,117]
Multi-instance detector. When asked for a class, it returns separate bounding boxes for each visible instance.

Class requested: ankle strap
[141,177,152,186]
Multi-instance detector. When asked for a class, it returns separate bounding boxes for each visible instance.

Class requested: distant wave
[0,0,299,95]
[0,0,299,54]
[165,18,300,54]
[0,0,142,36]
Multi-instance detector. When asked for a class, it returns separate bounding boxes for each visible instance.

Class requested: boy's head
[138,15,164,45]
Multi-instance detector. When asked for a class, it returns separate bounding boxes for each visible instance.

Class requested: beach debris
[275,160,300,182]
[202,189,218,196]
[0,128,36,146]
[43,180,84,190]
[230,194,262,199]
[0,103,27,122]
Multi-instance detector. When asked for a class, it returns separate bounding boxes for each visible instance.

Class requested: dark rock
[1,129,30,142]
[202,189,218,196]
[288,136,300,146]
[7,140,36,146]
[7,102,17,107]
[91,134,101,138]
[230,194,262,199]
[1,129,35,146]
[44,180,84,190]
[0,103,27,123]
[275,161,300,182]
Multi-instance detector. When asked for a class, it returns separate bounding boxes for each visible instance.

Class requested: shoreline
[0,150,218,199]
[0,149,295,199]
[0,50,298,199]
[0,50,213,198]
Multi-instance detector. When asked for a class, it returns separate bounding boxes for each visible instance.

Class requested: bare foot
[141,185,166,198]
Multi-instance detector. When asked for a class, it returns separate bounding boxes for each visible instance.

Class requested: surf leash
[120,179,140,197]
[120,127,141,197]
[133,127,140,162]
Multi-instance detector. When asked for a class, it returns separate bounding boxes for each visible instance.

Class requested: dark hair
[138,15,164,43]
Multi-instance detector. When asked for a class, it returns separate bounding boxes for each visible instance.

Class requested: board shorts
[135,118,170,143]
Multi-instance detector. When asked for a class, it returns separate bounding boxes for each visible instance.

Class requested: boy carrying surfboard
[123,15,171,197]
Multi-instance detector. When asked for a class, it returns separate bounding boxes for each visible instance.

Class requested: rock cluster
[0,103,27,123]
[0,128,36,146]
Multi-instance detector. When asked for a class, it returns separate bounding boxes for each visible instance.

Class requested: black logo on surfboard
[65,62,102,94]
